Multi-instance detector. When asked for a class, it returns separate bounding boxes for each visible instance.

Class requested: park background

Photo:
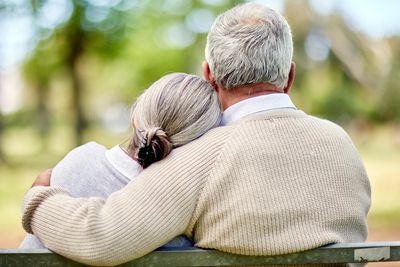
[0,0,399,265]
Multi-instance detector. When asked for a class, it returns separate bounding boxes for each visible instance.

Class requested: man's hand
[31,169,52,188]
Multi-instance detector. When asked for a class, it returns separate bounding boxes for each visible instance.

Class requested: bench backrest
[1,242,400,266]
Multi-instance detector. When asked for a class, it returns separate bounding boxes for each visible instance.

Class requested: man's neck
[218,83,284,111]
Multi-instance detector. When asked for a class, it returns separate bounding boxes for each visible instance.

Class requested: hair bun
[137,127,172,168]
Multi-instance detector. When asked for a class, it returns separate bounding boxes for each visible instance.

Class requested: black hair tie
[137,145,157,169]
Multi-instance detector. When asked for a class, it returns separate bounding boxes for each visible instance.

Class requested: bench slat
[1,242,400,266]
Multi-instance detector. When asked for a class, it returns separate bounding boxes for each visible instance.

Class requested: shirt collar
[221,93,296,126]
[105,145,142,180]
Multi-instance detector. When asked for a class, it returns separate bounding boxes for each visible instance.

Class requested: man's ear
[283,62,296,94]
[202,61,218,91]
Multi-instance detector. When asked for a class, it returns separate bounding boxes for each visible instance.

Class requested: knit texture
[22,109,371,266]
[19,142,192,249]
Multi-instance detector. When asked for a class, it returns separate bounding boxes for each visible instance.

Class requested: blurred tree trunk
[0,75,5,162]
[0,115,3,159]
[0,114,4,162]
[37,82,50,150]
[67,26,86,146]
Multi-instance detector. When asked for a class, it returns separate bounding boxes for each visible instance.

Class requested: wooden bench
[1,242,399,266]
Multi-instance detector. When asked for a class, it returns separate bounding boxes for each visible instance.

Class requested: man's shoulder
[146,126,234,173]
[307,114,351,136]
[172,126,233,156]
[225,109,355,146]
[307,114,340,126]
[225,108,346,132]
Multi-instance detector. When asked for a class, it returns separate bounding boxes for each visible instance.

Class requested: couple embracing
[21,3,371,266]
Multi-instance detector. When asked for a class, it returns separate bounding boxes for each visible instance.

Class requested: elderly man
[22,3,370,266]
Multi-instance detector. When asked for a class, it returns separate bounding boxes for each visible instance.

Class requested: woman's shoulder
[59,141,109,166]
[51,142,108,188]
[66,141,107,157]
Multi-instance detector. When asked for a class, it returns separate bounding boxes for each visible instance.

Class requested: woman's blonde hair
[129,73,221,168]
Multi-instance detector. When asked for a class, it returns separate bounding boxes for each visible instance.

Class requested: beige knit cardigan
[22,109,371,266]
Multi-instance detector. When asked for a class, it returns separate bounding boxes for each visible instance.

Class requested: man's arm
[22,167,203,266]
[21,132,224,266]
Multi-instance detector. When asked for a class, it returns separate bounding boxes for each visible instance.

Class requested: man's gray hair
[205,3,293,90]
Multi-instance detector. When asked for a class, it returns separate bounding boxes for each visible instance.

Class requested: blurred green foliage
[0,0,399,153]
[5,0,242,147]
[1,0,400,249]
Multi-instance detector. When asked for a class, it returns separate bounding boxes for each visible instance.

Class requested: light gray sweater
[19,142,192,248]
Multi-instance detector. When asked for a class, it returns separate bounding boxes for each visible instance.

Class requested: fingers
[32,168,53,188]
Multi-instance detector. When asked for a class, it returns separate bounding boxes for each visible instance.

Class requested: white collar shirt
[220,93,296,126]
[105,145,142,180]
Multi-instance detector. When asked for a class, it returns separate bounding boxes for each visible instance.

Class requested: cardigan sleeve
[21,129,226,266]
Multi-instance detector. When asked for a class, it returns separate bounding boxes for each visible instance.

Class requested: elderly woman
[20,73,221,249]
